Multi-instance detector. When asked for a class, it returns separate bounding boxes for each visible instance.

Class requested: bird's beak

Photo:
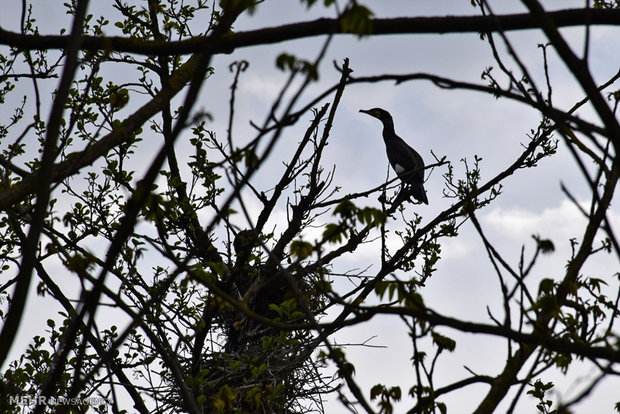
[359,109,372,116]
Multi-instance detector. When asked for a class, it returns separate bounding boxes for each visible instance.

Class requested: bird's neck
[381,120,396,140]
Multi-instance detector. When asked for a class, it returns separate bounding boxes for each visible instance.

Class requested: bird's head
[359,107,393,125]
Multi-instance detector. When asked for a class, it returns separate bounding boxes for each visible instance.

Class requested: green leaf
[388,386,402,401]
[246,386,262,409]
[553,352,572,373]
[334,199,356,218]
[213,384,235,413]
[262,336,274,351]
[300,60,319,80]
[109,88,129,110]
[357,206,386,226]
[251,362,266,377]
[313,278,333,293]
[538,278,555,297]
[322,223,344,243]
[370,384,385,400]
[533,294,560,316]
[244,148,259,168]
[338,362,355,378]
[276,53,296,71]
[290,239,313,259]
[374,280,388,300]
[404,292,425,310]
[212,398,225,413]
[340,3,374,36]
[537,237,555,254]
[431,332,456,352]
[587,277,608,293]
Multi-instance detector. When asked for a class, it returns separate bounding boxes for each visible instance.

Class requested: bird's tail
[410,182,428,205]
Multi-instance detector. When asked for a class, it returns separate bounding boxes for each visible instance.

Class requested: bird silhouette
[360,108,428,204]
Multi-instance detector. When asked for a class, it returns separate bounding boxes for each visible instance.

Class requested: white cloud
[482,199,589,242]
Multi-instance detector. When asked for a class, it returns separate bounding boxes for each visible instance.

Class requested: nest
[156,257,333,413]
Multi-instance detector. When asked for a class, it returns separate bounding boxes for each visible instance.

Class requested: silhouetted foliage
[0,1,619,413]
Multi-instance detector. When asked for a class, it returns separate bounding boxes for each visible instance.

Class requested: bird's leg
[394,185,413,205]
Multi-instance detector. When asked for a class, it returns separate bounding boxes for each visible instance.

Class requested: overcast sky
[1,1,619,413]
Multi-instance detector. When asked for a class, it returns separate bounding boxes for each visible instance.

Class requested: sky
[1,1,619,413]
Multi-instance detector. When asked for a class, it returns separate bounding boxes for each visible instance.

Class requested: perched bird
[360,108,428,204]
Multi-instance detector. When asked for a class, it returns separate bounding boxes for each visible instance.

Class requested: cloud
[482,199,589,242]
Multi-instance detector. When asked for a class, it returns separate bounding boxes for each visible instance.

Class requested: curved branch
[358,304,620,363]
[1,9,619,56]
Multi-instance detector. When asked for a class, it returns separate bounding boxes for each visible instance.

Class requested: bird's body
[360,108,428,204]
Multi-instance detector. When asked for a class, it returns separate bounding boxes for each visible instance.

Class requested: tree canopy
[0,1,619,413]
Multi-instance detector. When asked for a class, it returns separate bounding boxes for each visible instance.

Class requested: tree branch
[1,9,619,56]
